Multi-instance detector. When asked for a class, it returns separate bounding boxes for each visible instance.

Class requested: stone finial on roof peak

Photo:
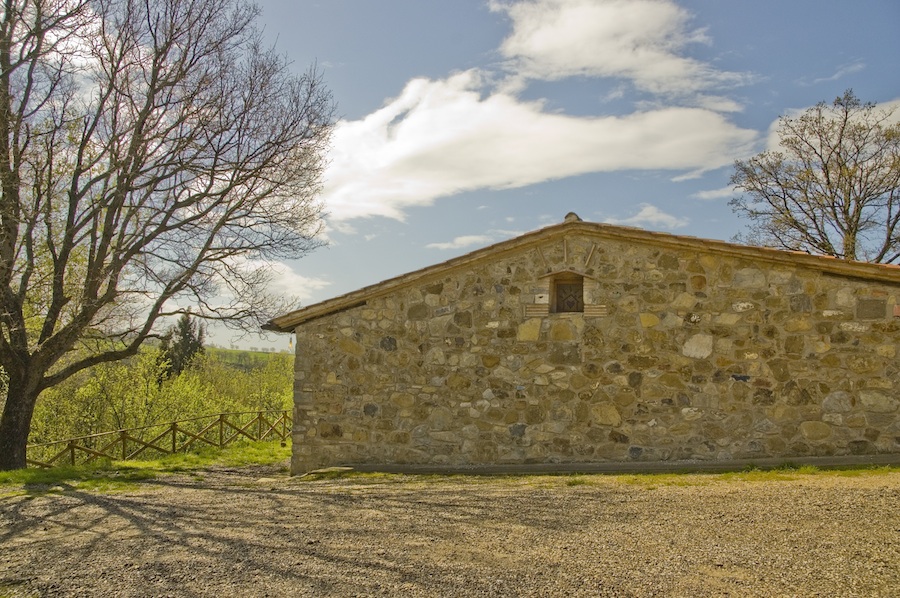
[564,212,582,223]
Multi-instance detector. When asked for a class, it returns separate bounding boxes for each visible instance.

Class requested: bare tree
[0,0,334,470]
[730,90,900,264]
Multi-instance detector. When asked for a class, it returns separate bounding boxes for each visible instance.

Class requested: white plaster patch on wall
[732,301,755,312]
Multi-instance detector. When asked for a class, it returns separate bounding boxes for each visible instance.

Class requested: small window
[552,273,584,313]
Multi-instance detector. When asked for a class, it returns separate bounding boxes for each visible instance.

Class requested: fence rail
[26,410,292,468]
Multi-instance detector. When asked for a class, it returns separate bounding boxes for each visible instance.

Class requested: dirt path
[1,465,898,597]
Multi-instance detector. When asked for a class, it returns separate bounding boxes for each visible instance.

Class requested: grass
[120,438,291,472]
[3,449,896,496]
[0,440,291,496]
[296,463,899,489]
[613,463,899,488]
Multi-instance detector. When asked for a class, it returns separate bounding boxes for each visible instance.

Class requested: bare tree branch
[730,90,900,264]
[0,0,333,469]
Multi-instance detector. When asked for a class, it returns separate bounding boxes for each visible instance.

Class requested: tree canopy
[730,90,900,264]
[159,314,205,379]
[0,0,334,469]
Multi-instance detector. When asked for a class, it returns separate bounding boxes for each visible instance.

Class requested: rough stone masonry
[267,216,900,474]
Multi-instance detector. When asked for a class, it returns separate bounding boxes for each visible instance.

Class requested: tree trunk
[0,382,41,471]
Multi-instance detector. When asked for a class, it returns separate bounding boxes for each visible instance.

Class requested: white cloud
[323,71,757,221]
[198,257,331,325]
[810,60,866,85]
[693,95,744,113]
[491,228,527,238]
[316,0,765,224]
[692,186,736,201]
[327,220,357,236]
[426,234,495,250]
[604,203,688,229]
[265,262,331,305]
[490,0,750,96]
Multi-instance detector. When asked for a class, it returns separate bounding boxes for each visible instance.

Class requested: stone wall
[290,233,900,473]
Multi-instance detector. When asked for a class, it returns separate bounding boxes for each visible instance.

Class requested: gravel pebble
[1,465,898,597]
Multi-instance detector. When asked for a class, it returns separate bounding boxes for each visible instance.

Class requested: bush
[29,348,293,445]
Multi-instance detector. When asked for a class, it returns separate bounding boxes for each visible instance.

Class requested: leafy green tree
[29,348,292,446]
[159,315,206,379]
[730,90,900,263]
[29,348,172,443]
[0,0,333,469]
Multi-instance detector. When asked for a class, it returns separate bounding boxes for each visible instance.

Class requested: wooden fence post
[121,431,128,461]
[69,441,76,466]
[171,422,178,454]
[219,414,225,448]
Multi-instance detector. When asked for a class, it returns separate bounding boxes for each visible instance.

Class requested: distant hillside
[206,347,289,372]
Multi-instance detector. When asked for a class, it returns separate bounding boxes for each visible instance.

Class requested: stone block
[671,292,698,310]
[549,344,581,365]
[591,404,622,426]
[682,334,714,359]
[799,421,832,441]
[784,317,812,332]
[549,320,577,341]
[857,299,886,320]
[839,321,868,333]
[337,338,365,356]
[481,354,501,368]
[680,407,703,421]
[517,318,542,341]
[390,392,415,408]
[734,268,766,288]
[822,391,853,413]
[860,390,897,413]
[715,313,741,326]
[789,294,812,313]
[876,344,897,358]
[639,313,660,328]
[407,303,429,320]
[317,421,343,439]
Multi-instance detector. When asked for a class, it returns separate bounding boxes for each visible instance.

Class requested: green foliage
[159,315,206,379]
[208,347,281,371]
[28,348,293,446]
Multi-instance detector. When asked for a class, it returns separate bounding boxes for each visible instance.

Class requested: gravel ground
[1,464,898,597]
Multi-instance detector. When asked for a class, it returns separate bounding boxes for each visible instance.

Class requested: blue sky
[232,0,900,348]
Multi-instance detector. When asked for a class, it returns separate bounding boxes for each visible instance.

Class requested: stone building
[266,214,900,474]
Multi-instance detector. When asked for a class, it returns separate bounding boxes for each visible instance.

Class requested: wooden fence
[25,410,292,468]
